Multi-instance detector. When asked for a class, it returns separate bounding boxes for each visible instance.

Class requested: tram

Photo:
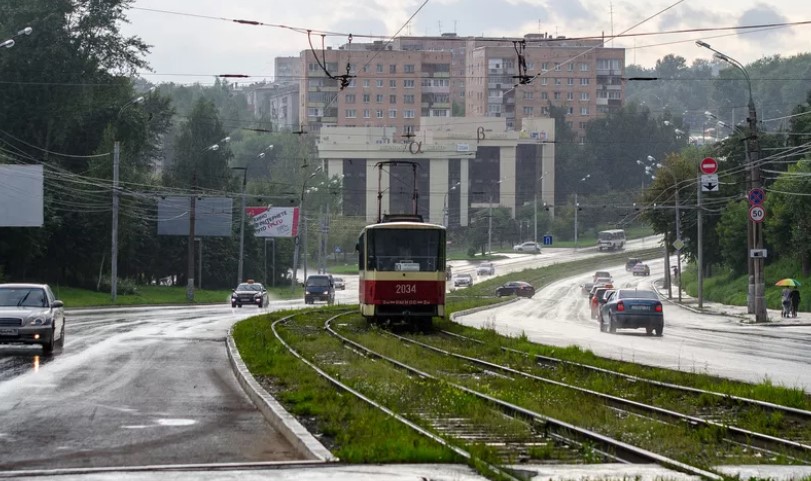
[357,161,447,329]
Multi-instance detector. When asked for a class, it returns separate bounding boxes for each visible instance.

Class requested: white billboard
[0,165,44,227]
[246,206,299,238]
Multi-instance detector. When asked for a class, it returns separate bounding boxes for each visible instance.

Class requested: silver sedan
[0,283,65,353]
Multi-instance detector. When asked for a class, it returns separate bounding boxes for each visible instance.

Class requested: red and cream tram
[357,215,446,329]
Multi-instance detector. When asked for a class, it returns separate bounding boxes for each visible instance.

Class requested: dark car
[625,258,642,271]
[0,283,66,353]
[496,281,535,298]
[590,287,614,319]
[231,280,268,308]
[304,274,335,305]
[598,288,663,336]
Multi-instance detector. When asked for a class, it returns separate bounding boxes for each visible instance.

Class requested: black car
[231,281,268,308]
[304,274,335,305]
[598,288,663,336]
[495,281,535,298]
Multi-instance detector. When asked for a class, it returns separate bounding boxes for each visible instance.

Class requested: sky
[122,0,811,85]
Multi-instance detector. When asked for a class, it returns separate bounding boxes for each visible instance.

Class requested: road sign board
[750,249,768,258]
[749,205,766,223]
[701,174,719,192]
[672,239,685,251]
[543,235,553,246]
[700,157,718,175]
[748,188,766,206]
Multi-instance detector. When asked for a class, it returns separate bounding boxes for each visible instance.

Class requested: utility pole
[111,141,119,302]
[697,169,704,308]
[573,192,578,250]
[674,187,681,302]
[186,173,197,301]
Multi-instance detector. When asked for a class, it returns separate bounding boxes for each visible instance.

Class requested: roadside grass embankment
[55,284,302,308]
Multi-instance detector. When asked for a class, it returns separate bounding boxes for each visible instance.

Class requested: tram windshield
[366,228,444,272]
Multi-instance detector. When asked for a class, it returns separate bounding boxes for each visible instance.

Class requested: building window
[404,79,415,88]
[580,63,589,72]
[362,65,369,73]
[363,94,370,103]
[376,64,383,73]
[363,79,370,88]
[376,80,384,88]
[404,109,416,118]
[376,94,383,103]
[567,92,574,100]
[363,109,370,118]
[541,106,549,115]
[541,92,548,100]
[580,107,589,115]
[567,78,574,86]
[345,109,356,118]
[404,94,415,104]
[567,107,574,115]
[522,91,534,100]
[554,78,561,85]
[389,64,397,74]
[580,78,590,85]
[345,94,356,103]
[389,94,397,104]
[390,79,397,88]
[307,107,322,117]
[541,62,549,71]
[523,106,533,115]
[567,63,574,71]
[389,109,397,118]
[404,64,415,73]
[431,109,450,117]
[554,63,561,71]
[541,78,548,86]
[553,92,561,100]
[376,109,384,118]
[580,92,589,101]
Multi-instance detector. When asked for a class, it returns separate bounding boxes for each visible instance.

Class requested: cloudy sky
[123,0,811,85]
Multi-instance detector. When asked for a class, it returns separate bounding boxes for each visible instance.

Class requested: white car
[453,274,474,288]
[513,241,542,254]
[0,283,66,353]
[476,262,495,276]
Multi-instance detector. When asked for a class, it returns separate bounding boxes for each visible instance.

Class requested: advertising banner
[247,206,299,238]
[0,165,43,227]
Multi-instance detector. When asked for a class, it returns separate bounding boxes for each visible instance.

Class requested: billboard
[246,206,299,238]
[157,196,233,237]
[0,165,43,227]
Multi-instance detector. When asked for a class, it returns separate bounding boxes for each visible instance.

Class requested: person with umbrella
[775,278,802,318]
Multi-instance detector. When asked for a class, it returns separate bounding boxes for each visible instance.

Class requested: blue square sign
[543,235,553,246]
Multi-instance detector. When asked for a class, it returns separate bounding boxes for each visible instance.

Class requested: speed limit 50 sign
[749,205,766,223]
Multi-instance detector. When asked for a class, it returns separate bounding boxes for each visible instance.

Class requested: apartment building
[299,47,452,136]
[465,34,625,139]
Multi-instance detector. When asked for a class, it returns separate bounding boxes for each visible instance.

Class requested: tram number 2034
[395,283,418,294]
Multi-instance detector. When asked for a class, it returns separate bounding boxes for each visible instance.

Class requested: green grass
[53,284,303,308]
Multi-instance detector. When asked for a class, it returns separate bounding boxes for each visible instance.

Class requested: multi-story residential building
[316,117,556,226]
[465,33,625,139]
[299,46,452,136]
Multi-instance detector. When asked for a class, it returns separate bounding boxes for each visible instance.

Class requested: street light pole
[231,167,248,285]
[443,181,460,228]
[487,180,502,255]
[697,40,766,322]
[574,174,589,250]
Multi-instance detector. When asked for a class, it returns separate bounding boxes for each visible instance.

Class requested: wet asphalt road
[0,303,306,470]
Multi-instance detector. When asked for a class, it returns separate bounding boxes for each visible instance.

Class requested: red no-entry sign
[700,157,718,175]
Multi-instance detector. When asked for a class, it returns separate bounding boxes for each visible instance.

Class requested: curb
[226,328,336,462]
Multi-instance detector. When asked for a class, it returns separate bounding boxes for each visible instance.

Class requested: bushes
[96,277,139,295]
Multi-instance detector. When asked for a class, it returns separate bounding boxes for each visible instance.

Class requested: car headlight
[323,290,329,295]
[231,294,237,299]
[28,318,50,326]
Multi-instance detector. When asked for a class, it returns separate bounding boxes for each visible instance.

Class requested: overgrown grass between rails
[232,308,462,464]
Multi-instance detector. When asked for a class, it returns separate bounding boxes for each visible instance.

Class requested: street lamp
[697,40,765,322]
[291,167,322,287]
[443,181,460,227]
[231,167,248,285]
[648,159,681,301]
[0,26,32,50]
[534,171,549,244]
[111,87,155,302]
[574,174,590,250]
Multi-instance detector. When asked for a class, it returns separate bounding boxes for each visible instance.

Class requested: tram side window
[357,236,365,269]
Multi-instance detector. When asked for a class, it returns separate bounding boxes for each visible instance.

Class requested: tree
[764,159,811,276]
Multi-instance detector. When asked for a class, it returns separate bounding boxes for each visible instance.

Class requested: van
[304,274,335,305]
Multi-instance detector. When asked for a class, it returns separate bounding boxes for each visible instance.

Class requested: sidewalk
[653,280,811,327]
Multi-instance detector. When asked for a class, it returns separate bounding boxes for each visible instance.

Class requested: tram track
[295,313,724,479]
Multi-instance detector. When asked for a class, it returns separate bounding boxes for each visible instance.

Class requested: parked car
[476,262,495,276]
[598,288,664,336]
[304,274,335,304]
[453,274,474,288]
[631,263,651,276]
[0,283,66,353]
[593,271,611,282]
[625,258,642,271]
[590,287,615,319]
[513,241,542,254]
[496,281,535,298]
[333,277,346,290]
[231,280,269,308]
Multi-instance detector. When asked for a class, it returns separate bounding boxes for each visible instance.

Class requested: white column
[500,146,517,217]
[460,157,470,226]
[429,158,449,225]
